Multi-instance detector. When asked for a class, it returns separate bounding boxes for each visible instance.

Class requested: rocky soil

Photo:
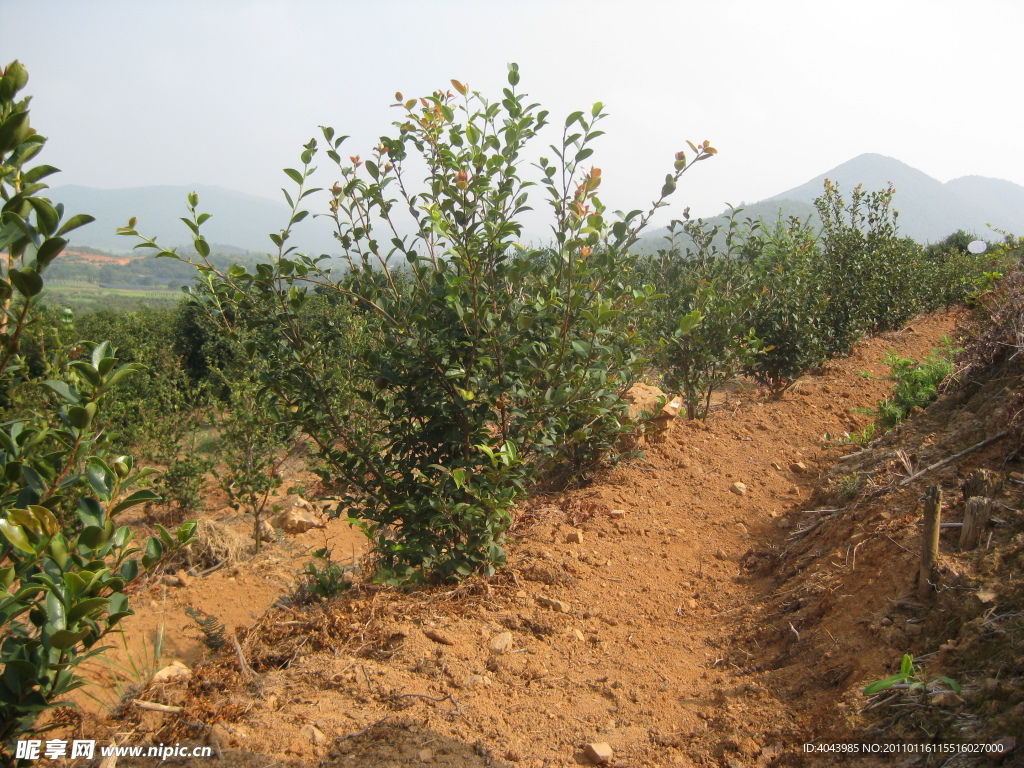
[57,308,1024,768]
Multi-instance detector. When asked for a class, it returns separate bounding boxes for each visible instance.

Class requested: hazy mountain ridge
[48,184,340,255]
[51,154,1024,257]
[641,153,1024,251]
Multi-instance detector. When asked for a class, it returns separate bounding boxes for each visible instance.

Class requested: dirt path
[94,311,959,767]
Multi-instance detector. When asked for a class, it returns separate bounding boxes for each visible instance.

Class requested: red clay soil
[58,309,1024,768]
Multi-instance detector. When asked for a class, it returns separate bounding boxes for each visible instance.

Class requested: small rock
[565,529,584,544]
[151,661,191,684]
[423,629,455,646]
[905,623,923,636]
[790,461,809,474]
[175,569,191,588]
[714,548,728,561]
[976,589,997,603]
[730,481,747,496]
[777,517,792,529]
[489,631,514,655]
[272,506,325,534]
[1009,472,1024,482]
[505,749,522,762]
[584,742,614,765]
[880,617,893,627]
[465,674,491,689]
[161,574,185,588]
[787,486,799,494]
[574,629,586,641]
[418,748,434,762]
[686,598,698,610]
[538,596,570,613]
[609,509,626,519]
[771,462,783,471]
[660,396,683,420]
[300,723,328,746]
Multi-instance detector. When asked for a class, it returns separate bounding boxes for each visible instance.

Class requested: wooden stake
[919,484,942,599]
[958,496,992,551]
[134,700,184,714]
[961,468,1001,501]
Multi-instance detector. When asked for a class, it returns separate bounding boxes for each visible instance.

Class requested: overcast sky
[5,0,1022,235]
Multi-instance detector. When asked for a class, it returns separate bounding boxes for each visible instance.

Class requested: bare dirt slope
[68,308,1021,768]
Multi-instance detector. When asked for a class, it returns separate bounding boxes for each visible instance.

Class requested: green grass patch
[877,338,958,427]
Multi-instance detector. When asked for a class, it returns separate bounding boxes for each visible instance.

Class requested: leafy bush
[214,376,294,552]
[0,60,194,757]
[743,216,831,395]
[121,67,716,584]
[877,340,957,427]
[641,210,761,419]
[299,548,351,601]
[816,180,925,352]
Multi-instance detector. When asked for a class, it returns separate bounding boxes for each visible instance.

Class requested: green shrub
[877,339,957,427]
[814,180,942,352]
[0,61,194,757]
[744,216,831,395]
[641,210,761,419]
[121,67,717,584]
[214,375,294,552]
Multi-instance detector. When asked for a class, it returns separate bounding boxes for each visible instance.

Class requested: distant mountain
[48,184,340,255]
[640,153,1024,251]
[763,153,1023,242]
[51,155,1024,256]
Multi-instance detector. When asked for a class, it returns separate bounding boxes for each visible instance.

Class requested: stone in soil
[489,631,514,655]
[584,742,614,764]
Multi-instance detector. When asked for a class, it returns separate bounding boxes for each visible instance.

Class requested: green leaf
[36,236,67,267]
[28,505,59,537]
[49,628,91,651]
[900,653,915,677]
[176,520,198,544]
[56,213,95,237]
[8,267,43,297]
[44,379,81,404]
[863,671,909,696]
[0,519,33,553]
[27,197,59,235]
[110,490,161,516]
[283,168,304,185]
[77,497,104,528]
[68,405,92,430]
[67,597,110,623]
[85,458,114,498]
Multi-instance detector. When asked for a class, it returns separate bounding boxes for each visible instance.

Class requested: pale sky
[5,0,1022,234]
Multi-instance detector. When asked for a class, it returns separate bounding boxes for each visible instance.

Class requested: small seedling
[300,548,351,600]
[863,653,960,696]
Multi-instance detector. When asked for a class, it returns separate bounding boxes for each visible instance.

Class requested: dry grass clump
[956,268,1024,385]
[152,518,250,575]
